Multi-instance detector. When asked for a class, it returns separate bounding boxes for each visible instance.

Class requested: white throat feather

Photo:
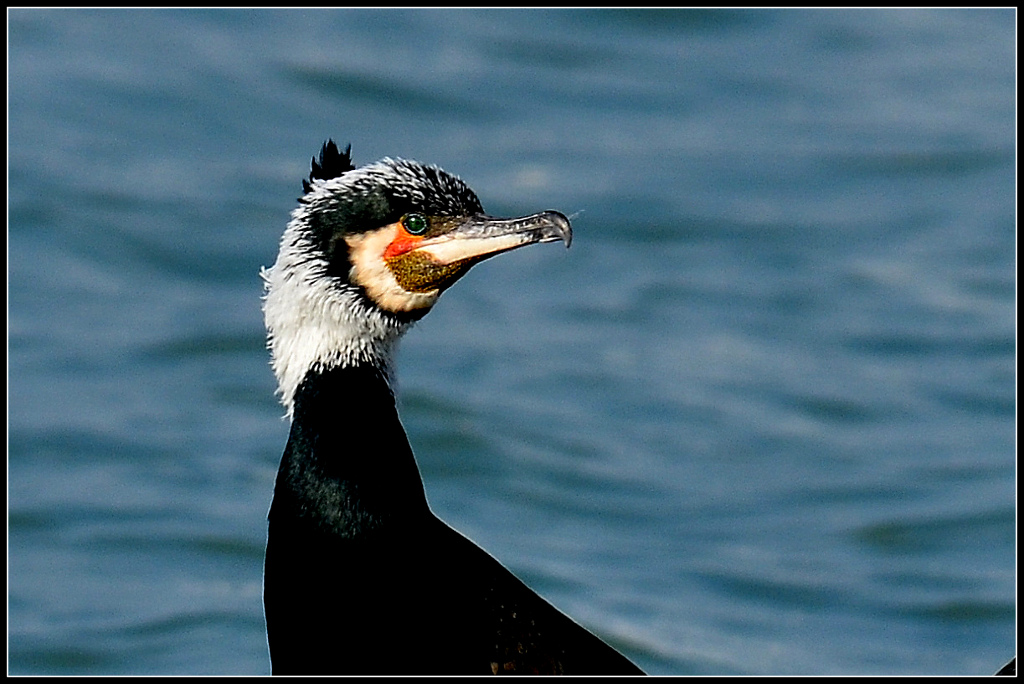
[261,187,412,419]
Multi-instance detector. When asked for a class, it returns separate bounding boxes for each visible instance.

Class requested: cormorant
[261,140,644,676]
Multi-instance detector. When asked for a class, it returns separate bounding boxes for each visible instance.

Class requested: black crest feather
[303,140,355,194]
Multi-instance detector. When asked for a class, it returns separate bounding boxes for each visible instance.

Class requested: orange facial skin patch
[383,223,425,260]
[345,222,440,312]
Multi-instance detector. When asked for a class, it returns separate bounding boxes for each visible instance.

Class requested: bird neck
[262,272,414,418]
[269,362,431,539]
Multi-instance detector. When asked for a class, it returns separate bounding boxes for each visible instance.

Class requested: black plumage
[265,365,642,675]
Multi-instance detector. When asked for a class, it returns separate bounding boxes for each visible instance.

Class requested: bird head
[262,141,572,416]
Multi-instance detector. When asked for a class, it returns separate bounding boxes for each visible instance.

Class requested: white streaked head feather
[262,157,482,417]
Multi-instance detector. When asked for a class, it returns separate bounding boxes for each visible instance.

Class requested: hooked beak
[410,211,572,266]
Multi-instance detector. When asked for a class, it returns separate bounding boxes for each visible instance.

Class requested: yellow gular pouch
[387,250,477,295]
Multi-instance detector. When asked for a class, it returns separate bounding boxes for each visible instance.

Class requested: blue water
[8,8,1015,675]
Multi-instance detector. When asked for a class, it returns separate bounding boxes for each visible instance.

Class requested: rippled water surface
[8,8,1015,675]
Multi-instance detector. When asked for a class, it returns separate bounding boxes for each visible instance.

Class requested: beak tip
[545,210,573,249]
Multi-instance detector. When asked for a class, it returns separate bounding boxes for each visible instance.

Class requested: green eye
[402,213,428,235]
